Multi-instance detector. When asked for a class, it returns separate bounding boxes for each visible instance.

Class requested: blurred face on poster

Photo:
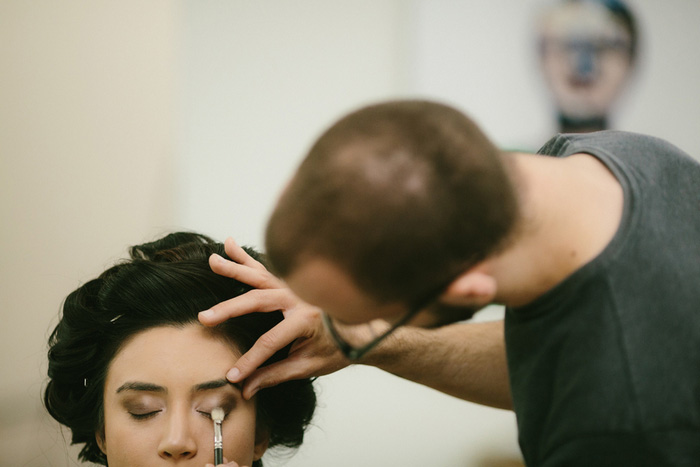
[538,0,635,122]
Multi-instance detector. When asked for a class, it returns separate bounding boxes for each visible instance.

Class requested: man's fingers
[233,308,350,398]
[241,358,312,399]
[209,253,273,285]
[209,252,283,290]
[227,313,314,384]
[223,237,265,270]
[241,337,349,399]
[199,289,294,326]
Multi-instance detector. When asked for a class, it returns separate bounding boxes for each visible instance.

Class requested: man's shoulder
[539,130,690,158]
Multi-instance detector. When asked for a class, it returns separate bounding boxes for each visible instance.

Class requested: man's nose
[157,409,198,460]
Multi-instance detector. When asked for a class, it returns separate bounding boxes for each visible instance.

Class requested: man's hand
[198,237,349,399]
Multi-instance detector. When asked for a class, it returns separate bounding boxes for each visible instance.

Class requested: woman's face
[98,324,268,466]
[538,1,633,119]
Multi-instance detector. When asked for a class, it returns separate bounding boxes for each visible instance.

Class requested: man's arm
[364,320,511,410]
[200,238,511,409]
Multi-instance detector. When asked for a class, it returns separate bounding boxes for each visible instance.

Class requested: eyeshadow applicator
[211,407,225,465]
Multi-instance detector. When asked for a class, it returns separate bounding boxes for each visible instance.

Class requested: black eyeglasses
[321,283,448,361]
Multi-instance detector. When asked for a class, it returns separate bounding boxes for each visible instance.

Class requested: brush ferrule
[212,408,224,465]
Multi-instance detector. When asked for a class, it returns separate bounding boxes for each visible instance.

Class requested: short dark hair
[265,99,519,305]
[590,0,638,62]
[44,232,316,466]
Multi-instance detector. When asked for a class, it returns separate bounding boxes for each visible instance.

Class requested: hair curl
[44,232,316,466]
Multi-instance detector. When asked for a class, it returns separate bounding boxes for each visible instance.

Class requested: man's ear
[441,269,497,307]
[253,427,270,461]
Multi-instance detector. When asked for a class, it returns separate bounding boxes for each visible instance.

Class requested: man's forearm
[362,320,512,410]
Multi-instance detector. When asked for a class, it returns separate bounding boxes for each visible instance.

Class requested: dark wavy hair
[44,232,316,466]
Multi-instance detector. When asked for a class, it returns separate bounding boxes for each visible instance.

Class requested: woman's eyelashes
[197,410,216,420]
[127,408,230,422]
[129,410,161,421]
[197,399,235,420]
[123,398,164,421]
[121,395,235,421]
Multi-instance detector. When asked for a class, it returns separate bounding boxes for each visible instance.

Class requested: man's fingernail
[227,368,241,381]
[199,309,215,319]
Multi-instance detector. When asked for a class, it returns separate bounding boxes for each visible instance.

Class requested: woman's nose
[157,410,198,460]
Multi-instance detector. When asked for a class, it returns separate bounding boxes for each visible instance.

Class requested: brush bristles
[211,407,225,423]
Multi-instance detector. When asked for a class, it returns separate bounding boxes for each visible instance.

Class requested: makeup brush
[211,407,225,465]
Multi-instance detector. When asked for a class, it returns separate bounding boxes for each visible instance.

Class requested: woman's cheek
[222,407,262,464]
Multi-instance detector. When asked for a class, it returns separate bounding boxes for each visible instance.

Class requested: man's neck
[488,151,624,307]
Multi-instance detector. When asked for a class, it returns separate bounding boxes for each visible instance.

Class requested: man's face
[285,258,482,330]
[285,258,407,326]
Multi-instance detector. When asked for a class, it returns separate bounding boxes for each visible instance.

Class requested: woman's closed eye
[197,400,235,420]
[129,410,162,421]
[122,397,164,421]
[197,410,217,420]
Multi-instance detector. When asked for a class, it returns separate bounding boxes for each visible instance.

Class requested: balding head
[266,99,519,306]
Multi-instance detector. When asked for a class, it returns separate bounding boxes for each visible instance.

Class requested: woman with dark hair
[537,0,638,133]
[44,232,316,467]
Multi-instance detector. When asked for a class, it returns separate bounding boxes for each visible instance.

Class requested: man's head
[265,100,519,316]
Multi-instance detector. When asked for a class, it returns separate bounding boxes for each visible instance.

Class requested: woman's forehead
[104,324,242,392]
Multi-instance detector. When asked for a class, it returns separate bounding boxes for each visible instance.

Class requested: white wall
[0,1,179,465]
[409,0,700,157]
[2,0,699,465]
[177,0,410,247]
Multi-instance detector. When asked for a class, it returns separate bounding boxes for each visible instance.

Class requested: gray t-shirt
[505,131,700,466]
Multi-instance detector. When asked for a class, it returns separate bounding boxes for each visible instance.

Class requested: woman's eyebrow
[193,378,242,392]
[116,381,166,393]
[114,379,242,394]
